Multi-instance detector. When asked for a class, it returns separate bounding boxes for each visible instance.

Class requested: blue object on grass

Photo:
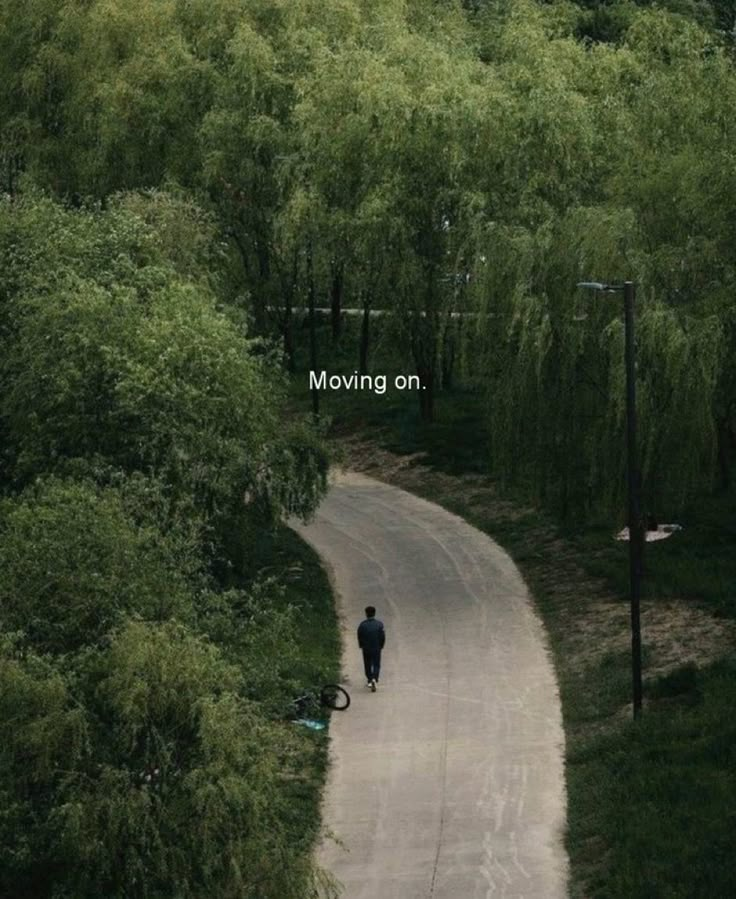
[294,718,326,731]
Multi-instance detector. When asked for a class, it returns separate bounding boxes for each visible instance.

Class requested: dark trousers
[362,648,381,682]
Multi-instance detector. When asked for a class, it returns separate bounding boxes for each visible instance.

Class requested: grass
[248,523,342,687]
[569,658,736,898]
[570,491,736,619]
[240,523,341,877]
[303,354,736,898]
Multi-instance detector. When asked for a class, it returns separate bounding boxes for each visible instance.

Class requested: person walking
[357,606,385,692]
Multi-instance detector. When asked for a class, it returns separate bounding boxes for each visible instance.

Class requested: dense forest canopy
[0,187,332,896]
[0,0,734,893]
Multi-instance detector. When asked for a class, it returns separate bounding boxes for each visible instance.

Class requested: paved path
[292,472,568,899]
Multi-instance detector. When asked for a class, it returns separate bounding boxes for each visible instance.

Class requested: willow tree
[468,0,599,510]
[0,478,195,654]
[292,34,410,372]
[0,0,210,197]
[199,0,375,339]
[292,16,497,417]
[605,8,736,490]
[476,211,726,520]
[470,1,735,517]
[293,44,384,347]
[393,30,506,417]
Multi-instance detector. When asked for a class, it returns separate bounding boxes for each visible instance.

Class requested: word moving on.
[309,370,423,395]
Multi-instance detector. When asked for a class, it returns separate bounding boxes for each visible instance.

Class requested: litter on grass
[616,524,683,542]
[293,718,326,731]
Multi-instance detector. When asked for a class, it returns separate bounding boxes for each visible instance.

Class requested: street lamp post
[578,280,642,718]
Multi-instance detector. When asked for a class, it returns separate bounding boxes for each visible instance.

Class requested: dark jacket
[357,618,385,652]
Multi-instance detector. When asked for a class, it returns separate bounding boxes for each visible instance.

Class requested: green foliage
[0,622,336,898]
[0,640,89,890]
[195,581,303,713]
[0,185,331,895]
[1,0,735,892]
[0,478,193,654]
[0,193,327,523]
[464,2,736,519]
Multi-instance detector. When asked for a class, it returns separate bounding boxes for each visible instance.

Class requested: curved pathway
[293,472,568,899]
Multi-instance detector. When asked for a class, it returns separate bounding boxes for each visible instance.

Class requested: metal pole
[623,281,642,718]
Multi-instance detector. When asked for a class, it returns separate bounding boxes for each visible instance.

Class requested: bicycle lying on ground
[292,684,351,719]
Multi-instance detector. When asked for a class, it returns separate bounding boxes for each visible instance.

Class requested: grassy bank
[308,377,736,898]
[244,523,342,884]
[247,523,342,687]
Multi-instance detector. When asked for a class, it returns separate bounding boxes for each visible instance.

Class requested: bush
[0,193,328,527]
[0,622,332,898]
[0,191,333,897]
[0,478,194,654]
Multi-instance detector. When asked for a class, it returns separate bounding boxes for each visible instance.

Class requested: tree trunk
[441,315,456,390]
[229,223,266,334]
[307,243,319,418]
[411,299,438,422]
[330,262,344,342]
[413,318,437,422]
[716,415,734,490]
[283,294,295,373]
[253,232,271,334]
[282,250,298,373]
[415,266,440,421]
[359,293,371,376]
[417,363,435,422]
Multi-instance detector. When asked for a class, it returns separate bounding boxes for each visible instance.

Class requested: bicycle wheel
[320,684,350,711]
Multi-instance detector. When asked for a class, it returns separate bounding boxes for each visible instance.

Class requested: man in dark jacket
[357,606,385,692]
